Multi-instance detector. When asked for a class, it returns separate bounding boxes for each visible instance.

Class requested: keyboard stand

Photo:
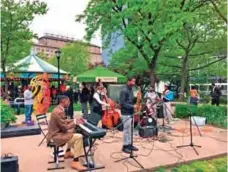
[79,137,105,172]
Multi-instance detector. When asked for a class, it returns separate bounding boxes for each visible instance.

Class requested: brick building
[33,33,102,64]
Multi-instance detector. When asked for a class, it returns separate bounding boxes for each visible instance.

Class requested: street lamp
[55,49,61,92]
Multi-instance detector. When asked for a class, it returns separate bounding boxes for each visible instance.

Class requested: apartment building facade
[33,33,102,64]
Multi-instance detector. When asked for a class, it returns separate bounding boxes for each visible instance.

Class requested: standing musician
[91,85,109,126]
[162,84,173,124]
[119,77,138,154]
[144,86,160,118]
[47,95,87,171]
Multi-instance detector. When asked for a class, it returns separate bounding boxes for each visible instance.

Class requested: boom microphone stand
[177,110,201,155]
[115,115,144,169]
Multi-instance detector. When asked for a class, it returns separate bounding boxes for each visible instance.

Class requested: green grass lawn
[155,156,227,172]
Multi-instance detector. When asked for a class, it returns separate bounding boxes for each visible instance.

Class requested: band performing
[47,77,175,171]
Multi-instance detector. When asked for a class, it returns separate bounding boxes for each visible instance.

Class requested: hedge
[175,104,227,128]
[1,100,17,125]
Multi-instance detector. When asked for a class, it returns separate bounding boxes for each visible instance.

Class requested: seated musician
[47,95,86,171]
[91,86,109,125]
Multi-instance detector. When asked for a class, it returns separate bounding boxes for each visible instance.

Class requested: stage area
[1,114,227,172]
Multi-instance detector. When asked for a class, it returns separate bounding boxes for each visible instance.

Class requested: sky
[30,0,101,46]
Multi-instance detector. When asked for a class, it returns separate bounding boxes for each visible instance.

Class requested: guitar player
[119,77,138,154]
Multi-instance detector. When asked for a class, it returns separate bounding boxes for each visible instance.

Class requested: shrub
[1,100,17,125]
[175,104,198,118]
[175,104,227,128]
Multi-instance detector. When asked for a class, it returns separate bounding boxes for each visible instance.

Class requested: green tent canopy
[76,66,126,83]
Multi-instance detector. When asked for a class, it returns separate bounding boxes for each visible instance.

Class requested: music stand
[115,115,144,169]
[176,110,202,155]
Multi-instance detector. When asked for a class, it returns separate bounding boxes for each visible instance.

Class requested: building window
[46,49,49,52]
[36,48,40,51]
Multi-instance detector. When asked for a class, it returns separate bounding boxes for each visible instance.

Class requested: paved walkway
[1,113,227,172]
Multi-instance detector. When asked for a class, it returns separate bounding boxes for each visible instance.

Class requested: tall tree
[209,0,227,23]
[77,0,211,87]
[48,41,90,76]
[158,3,227,100]
[1,0,47,99]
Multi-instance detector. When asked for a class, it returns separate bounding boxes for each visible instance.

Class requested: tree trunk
[149,67,156,87]
[2,66,9,100]
[179,57,188,101]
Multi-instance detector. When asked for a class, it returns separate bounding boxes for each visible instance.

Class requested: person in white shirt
[144,86,160,118]
[92,86,109,114]
[23,85,34,123]
[88,86,109,126]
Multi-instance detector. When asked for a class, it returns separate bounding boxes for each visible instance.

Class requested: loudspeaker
[157,105,164,118]
[138,126,158,138]
[1,156,19,172]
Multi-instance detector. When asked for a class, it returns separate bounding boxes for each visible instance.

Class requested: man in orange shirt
[190,86,199,105]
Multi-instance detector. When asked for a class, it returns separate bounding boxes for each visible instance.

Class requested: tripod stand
[177,110,202,155]
[115,115,144,169]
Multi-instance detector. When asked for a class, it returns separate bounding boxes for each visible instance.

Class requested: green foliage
[176,157,227,172]
[109,44,148,77]
[175,104,198,118]
[154,156,227,172]
[155,168,166,172]
[37,52,48,61]
[1,100,17,125]
[77,0,217,86]
[48,41,90,76]
[175,104,227,128]
[1,0,47,99]
[1,0,47,70]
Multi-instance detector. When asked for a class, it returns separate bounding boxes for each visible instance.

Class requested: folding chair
[47,141,65,170]
[36,114,49,146]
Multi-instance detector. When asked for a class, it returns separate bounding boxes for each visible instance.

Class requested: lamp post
[55,49,61,92]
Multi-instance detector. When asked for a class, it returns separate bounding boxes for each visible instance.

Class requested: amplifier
[138,126,158,138]
[1,156,19,172]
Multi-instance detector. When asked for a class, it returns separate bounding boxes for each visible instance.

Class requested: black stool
[47,142,65,170]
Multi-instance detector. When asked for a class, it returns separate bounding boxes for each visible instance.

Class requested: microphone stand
[177,110,202,155]
[115,114,144,169]
[157,100,173,132]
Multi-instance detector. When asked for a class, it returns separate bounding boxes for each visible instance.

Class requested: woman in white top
[90,86,109,127]
[144,86,160,118]
[92,86,109,115]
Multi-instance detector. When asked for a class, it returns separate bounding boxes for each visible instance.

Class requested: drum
[140,116,157,127]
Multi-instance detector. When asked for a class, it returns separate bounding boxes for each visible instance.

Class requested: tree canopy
[1,0,47,99]
[1,0,47,72]
[77,0,225,87]
[48,41,90,76]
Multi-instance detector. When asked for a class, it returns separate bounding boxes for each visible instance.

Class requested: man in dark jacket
[64,86,74,119]
[210,83,221,106]
[119,77,138,154]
